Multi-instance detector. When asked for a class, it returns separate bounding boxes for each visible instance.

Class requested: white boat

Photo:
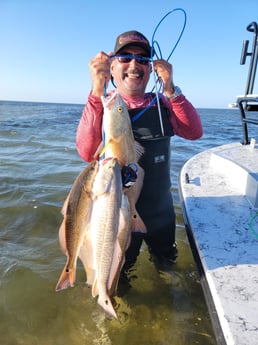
[228,102,238,108]
[178,22,258,345]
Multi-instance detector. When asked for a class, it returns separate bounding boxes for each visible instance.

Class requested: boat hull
[179,142,258,345]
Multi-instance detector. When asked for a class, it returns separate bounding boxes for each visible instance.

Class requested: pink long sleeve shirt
[76,92,203,162]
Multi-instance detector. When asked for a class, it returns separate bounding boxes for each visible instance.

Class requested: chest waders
[123,102,177,269]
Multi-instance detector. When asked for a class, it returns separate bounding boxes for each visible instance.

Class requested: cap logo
[119,33,148,45]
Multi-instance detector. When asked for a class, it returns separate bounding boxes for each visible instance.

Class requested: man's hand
[89,51,113,97]
[153,59,175,98]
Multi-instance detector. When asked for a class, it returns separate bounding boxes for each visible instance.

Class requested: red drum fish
[90,157,122,319]
[100,91,146,233]
[55,160,98,291]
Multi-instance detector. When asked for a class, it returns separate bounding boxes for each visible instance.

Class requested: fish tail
[55,261,76,291]
[98,295,118,320]
[131,211,147,233]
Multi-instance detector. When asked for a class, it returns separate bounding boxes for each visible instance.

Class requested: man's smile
[123,68,144,80]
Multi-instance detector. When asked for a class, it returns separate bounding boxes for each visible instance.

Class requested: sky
[0,0,258,108]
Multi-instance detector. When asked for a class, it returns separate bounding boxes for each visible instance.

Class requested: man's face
[110,46,151,97]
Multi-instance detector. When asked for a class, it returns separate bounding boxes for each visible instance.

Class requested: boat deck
[179,142,258,345]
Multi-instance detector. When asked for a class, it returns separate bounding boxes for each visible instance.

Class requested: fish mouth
[123,68,144,80]
[102,157,117,166]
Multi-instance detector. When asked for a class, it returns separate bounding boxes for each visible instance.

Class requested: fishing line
[150,7,187,92]
[132,8,187,124]
[151,8,187,62]
[104,80,107,97]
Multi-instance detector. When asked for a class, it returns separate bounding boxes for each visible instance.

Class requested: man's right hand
[89,51,113,97]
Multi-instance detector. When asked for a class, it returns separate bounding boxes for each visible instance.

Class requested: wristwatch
[168,86,182,99]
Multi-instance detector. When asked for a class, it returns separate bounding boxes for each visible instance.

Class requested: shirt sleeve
[164,94,203,140]
[76,94,103,162]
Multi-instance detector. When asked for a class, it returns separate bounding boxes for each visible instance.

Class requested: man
[76,30,203,274]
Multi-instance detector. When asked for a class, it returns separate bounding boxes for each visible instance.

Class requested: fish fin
[131,210,147,233]
[121,227,132,251]
[135,141,145,162]
[92,279,99,298]
[98,295,118,320]
[133,167,145,203]
[93,138,115,159]
[61,192,70,215]
[93,141,104,159]
[113,230,131,294]
[79,231,96,286]
[85,269,96,287]
[98,140,111,158]
[124,167,146,233]
[58,219,67,254]
[108,238,123,296]
[108,201,131,296]
[55,260,76,291]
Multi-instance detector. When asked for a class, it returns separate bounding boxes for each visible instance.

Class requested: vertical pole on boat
[240,22,258,95]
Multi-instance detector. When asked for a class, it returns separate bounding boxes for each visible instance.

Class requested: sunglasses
[111,54,150,65]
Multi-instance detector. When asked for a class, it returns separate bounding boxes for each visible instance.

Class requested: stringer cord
[151,8,187,62]
[149,8,187,135]
[151,59,165,135]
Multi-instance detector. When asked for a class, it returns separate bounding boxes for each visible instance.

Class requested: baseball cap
[114,30,154,57]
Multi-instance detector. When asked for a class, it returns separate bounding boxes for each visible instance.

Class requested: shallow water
[1,100,255,344]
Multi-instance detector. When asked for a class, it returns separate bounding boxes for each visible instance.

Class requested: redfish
[100,92,146,233]
[90,157,122,319]
[55,160,98,291]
